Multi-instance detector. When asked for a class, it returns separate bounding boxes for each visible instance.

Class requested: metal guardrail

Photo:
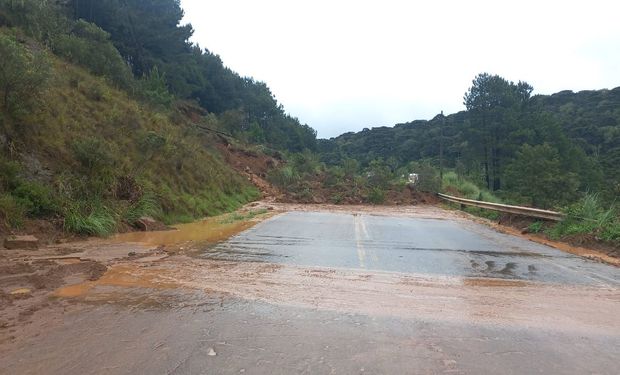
[437,193,565,221]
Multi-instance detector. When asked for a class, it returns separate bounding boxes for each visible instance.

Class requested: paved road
[207,211,619,286]
[1,209,619,374]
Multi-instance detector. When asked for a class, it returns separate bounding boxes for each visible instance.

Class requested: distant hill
[318,85,620,204]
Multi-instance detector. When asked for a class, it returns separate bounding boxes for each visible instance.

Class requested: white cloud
[181,0,620,138]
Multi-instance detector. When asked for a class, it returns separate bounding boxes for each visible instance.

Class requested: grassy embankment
[441,171,620,248]
[1,48,259,236]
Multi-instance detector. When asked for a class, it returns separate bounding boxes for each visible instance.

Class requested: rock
[10,288,32,296]
[4,235,39,250]
[135,216,157,231]
[134,216,169,232]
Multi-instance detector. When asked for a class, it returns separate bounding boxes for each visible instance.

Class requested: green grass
[368,187,386,204]
[121,193,161,225]
[528,221,544,233]
[548,193,620,245]
[0,33,262,234]
[218,208,268,224]
[442,171,502,203]
[63,201,117,236]
[0,193,26,228]
[440,171,505,221]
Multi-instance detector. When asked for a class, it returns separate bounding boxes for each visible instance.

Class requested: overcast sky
[181,0,620,139]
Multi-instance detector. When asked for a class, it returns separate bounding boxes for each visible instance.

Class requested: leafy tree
[0,33,50,115]
[136,66,174,108]
[0,0,70,45]
[53,20,132,87]
[504,143,579,208]
[366,158,392,189]
[463,73,533,191]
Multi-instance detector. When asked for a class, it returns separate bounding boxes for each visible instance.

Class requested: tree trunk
[483,145,490,190]
[3,88,9,112]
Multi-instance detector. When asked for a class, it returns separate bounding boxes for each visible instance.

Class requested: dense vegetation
[319,74,619,210]
[0,0,290,234]
[0,0,316,152]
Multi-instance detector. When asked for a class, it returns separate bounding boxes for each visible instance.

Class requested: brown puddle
[111,213,272,247]
[55,283,95,298]
[54,264,182,298]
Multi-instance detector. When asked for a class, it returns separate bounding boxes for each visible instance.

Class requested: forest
[319,76,620,209]
[1,0,316,151]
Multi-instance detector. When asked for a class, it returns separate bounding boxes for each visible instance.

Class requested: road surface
[1,208,619,374]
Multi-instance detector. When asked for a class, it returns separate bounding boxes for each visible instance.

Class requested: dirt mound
[216,143,283,199]
[276,178,439,206]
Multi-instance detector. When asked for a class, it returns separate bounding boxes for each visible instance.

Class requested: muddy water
[54,210,620,333]
[13,208,620,374]
[111,214,268,247]
[52,258,620,335]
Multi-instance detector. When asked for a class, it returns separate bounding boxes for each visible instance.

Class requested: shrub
[63,201,117,236]
[267,166,299,188]
[549,193,620,245]
[122,193,161,225]
[0,193,25,228]
[409,161,440,193]
[72,137,116,173]
[0,158,20,191]
[368,187,385,204]
[53,20,132,87]
[136,67,174,108]
[12,181,59,217]
[0,0,70,44]
[528,221,544,233]
[0,32,51,115]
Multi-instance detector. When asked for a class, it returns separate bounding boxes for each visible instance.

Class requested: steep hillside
[0,32,261,236]
[0,0,316,238]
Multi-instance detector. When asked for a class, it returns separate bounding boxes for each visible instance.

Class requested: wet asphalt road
[2,209,619,374]
[207,211,619,286]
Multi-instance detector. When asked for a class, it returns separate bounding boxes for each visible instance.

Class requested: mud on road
[1,203,619,374]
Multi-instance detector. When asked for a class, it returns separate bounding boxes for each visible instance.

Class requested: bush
[0,158,20,191]
[12,182,59,217]
[53,20,133,87]
[122,193,161,225]
[267,166,299,188]
[549,193,620,244]
[64,201,117,236]
[0,0,70,44]
[0,32,51,115]
[0,193,25,228]
[368,187,385,204]
[528,221,544,233]
[136,67,174,108]
[504,143,580,209]
[410,162,440,193]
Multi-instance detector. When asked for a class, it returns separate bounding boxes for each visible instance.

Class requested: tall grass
[0,193,26,228]
[122,193,161,225]
[0,43,261,235]
[63,201,117,236]
[442,171,501,203]
[549,193,620,244]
